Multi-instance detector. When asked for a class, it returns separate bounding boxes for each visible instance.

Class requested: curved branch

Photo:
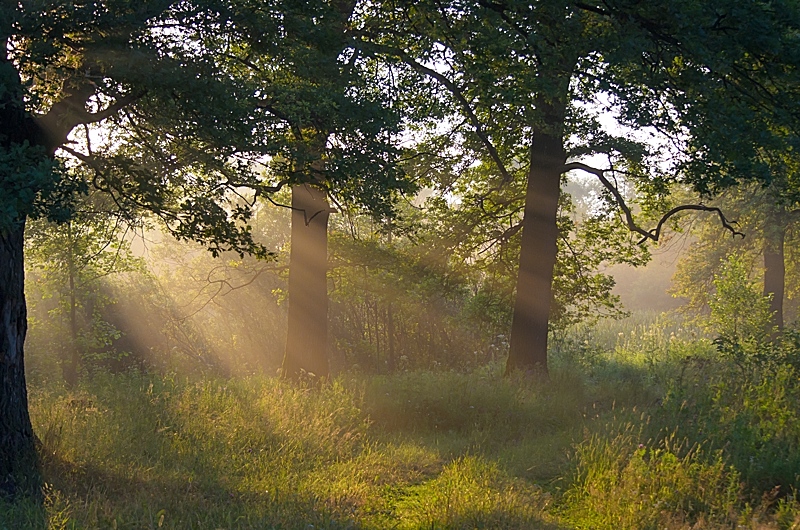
[352,39,514,183]
[644,204,744,243]
[263,191,335,226]
[563,161,744,243]
[36,87,145,151]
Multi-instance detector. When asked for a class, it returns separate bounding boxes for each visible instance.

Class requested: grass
[5,317,800,529]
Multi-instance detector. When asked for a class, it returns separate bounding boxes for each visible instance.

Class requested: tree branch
[36,86,145,151]
[83,90,146,124]
[573,2,612,17]
[563,161,744,243]
[352,38,514,184]
[58,144,103,169]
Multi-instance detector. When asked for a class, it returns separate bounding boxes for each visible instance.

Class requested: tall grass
[4,314,800,528]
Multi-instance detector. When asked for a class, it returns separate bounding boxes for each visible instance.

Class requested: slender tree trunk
[365,300,373,348]
[374,300,381,363]
[505,129,566,376]
[282,183,330,381]
[386,302,396,372]
[763,211,786,331]
[64,222,80,387]
[0,219,41,500]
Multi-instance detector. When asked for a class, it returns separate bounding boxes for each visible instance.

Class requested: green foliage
[6,329,800,528]
[672,181,800,325]
[563,426,742,530]
[209,0,415,220]
[5,0,291,258]
[659,358,800,497]
[7,0,800,522]
[418,165,649,336]
[706,254,775,364]
[358,0,800,375]
[549,315,800,528]
[708,254,774,336]
[0,143,80,228]
[24,190,146,384]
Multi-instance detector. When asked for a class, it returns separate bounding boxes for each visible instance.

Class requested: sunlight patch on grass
[14,327,800,530]
[394,455,556,529]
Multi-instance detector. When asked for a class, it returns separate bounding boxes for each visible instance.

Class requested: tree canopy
[349,0,800,373]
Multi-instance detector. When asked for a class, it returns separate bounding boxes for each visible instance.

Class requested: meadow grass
[3,317,800,529]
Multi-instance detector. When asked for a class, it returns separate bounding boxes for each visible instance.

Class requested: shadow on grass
[24,365,665,529]
[0,498,47,530]
[37,453,369,529]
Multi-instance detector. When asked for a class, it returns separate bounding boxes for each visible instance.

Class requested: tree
[418,160,650,338]
[673,181,800,330]
[1,0,277,499]
[25,190,143,387]
[356,0,800,375]
[210,0,416,380]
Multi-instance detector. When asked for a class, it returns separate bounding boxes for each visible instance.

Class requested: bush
[658,361,800,496]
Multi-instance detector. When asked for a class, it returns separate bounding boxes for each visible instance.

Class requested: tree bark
[0,219,41,500]
[505,130,566,376]
[763,211,786,331]
[282,184,331,381]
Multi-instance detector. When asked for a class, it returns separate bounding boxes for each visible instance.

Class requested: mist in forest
[608,243,686,313]
[22,183,707,384]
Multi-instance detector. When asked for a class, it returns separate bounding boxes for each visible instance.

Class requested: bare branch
[177,263,288,320]
[644,204,744,243]
[563,161,744,243]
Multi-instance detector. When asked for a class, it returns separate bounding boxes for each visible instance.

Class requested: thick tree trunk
[505,132,566,376]
[282,184,330,381]
[763,218,786,331]
[0,219,41,500]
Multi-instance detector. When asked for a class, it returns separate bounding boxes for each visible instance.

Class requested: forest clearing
[5,311,800,529]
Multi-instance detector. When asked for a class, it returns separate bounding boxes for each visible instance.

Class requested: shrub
[562,423,742,529]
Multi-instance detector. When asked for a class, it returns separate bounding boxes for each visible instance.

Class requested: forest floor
[3,318,800,529]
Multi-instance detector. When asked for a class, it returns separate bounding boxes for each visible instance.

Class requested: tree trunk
[0,219,41,500]
[282,184,330,381]
[505,131,566,376]
[763,213,786,331]
[386,302,396,372]
[64,222,80,387]
[374,300,381,364]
